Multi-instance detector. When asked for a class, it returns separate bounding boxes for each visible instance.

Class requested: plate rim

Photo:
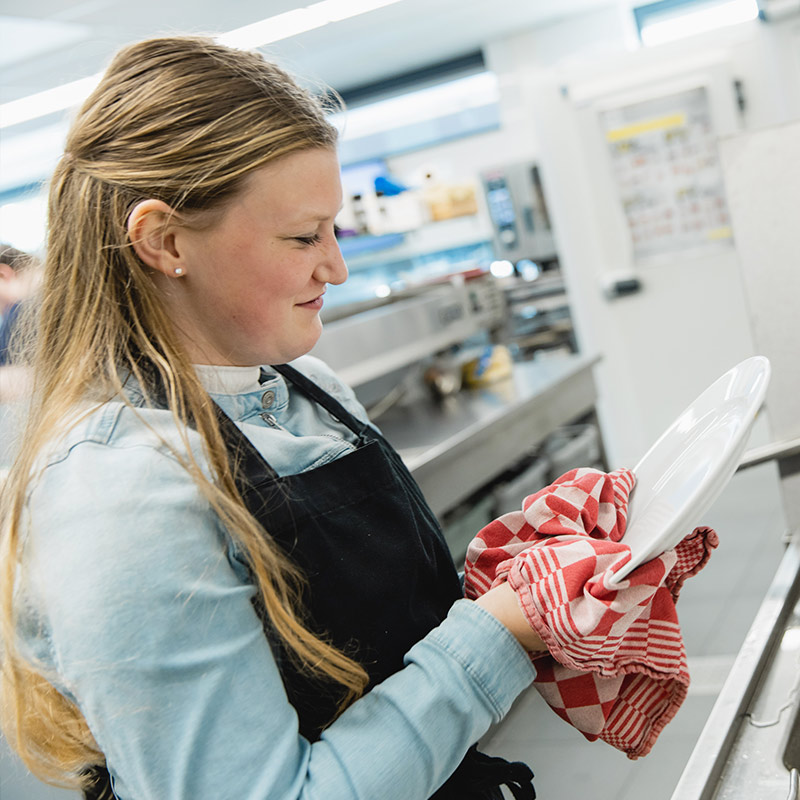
[608,355,771,584]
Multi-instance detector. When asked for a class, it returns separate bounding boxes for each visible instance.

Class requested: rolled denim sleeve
[21,430,535,800]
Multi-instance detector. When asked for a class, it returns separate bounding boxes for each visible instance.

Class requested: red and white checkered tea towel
[464,467,718,759]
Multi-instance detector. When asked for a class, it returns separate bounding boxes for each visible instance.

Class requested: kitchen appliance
[481,161,556,264]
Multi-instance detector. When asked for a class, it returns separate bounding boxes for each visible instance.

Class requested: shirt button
[261,390,275,409]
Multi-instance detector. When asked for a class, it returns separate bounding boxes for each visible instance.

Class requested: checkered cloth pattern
[464,467,718,759]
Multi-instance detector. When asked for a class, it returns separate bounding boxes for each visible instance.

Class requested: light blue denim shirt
[16,355,536,799]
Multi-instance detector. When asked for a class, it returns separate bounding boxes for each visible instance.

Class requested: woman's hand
[474,582,547,653]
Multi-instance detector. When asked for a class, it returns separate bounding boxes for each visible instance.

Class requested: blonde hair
[0,35,367,789]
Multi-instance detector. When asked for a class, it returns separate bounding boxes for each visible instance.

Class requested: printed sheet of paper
[600,87,733,261]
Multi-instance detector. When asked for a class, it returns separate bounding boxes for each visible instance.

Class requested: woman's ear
[127,199,185,276]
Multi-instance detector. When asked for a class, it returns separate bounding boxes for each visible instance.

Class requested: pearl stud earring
[174,268,184,276]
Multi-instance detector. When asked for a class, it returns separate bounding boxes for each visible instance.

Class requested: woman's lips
[297,294,324,310]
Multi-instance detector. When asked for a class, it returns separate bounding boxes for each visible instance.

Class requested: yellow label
[606,112,687,142]
[707,226,733,241]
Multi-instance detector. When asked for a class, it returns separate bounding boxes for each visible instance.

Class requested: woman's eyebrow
[299,206,345,223]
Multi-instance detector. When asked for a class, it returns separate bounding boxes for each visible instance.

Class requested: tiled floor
[1,462,789,799]
[480,460,790,799]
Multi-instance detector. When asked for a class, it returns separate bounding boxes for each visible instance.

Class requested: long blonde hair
[0,35,368,789]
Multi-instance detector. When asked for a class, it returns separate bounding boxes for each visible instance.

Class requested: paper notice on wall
[600,86,733,261]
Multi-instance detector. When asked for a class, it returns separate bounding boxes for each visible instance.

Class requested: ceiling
[1,0,620,106]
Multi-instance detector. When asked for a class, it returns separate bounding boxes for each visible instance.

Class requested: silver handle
[788,768,799,800]
[738,437,800,471]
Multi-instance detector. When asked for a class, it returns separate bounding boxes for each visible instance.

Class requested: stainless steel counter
[672,435,800,800]
[671,539,800,799]
[377,353,601,518]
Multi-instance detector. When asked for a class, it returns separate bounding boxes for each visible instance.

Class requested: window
[633,0,760,46]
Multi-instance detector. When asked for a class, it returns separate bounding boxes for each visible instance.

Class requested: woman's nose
[317,239,348,286]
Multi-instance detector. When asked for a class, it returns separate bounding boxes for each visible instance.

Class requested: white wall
[473,11,800,467]
[719,119,800,530]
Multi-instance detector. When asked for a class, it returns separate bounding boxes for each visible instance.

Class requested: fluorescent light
[1,73,101,128]
[2,0,405,128]
[330,71,499,141]
[640,0,760,46]
[217,0,404,48]
[216,8,326,49]
[307,0,404,22]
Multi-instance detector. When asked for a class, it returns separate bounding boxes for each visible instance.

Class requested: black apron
[84,364,535,800]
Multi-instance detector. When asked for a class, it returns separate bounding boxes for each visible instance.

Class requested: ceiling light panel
[635,0,760,46]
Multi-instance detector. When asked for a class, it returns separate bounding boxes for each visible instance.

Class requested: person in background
[0,244,37,403]
[0,244,37,363]
[0,36,544,800]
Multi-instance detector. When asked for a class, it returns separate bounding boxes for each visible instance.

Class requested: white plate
[609,356,771,585]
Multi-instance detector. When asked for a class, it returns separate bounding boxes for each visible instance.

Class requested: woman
[0,36,543,799]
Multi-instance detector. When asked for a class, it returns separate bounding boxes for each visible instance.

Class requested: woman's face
[168,147,347,366]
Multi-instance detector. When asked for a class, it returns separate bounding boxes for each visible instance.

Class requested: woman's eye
[294,233,322,246]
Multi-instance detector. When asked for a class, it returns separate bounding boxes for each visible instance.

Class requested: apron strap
[134,360,282,482]
[213,361,371,484]
[270,363,371,440]
[213,402,281,481]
